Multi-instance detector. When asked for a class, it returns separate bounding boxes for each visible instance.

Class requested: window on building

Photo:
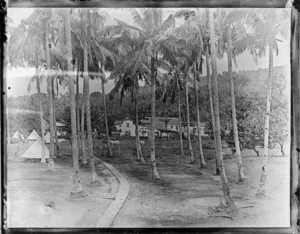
[171,126,173,129]
[126,123,130,127]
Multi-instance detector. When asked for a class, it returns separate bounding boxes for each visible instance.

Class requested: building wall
[115,120,150,137]
[167,124,208,136]
[115,119,136,136]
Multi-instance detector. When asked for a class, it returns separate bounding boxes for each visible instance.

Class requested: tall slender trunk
[35,63,46,163]
[177,77,184,158]
[52,80,60,157]
[193,63,206,168]
[83,26,99,183]
[135,88,145,163]
[206,11,219,175]
[46,14,55,170]
[185,69,195,163]
[81,85,87,165]
[76,65,82,161]
[209,9,236,208]
[65,8,85,197]
[256,43,274,197]
[150,56,160,179]
[101,75,112,156]
[226,20,246,182]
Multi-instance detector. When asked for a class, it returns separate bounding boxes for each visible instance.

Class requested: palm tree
[110,67,149,162]
[71,8,104,182]
[8,9,49,163]
[225,10,247,181]
[111,8,176,179]
[100,73,113,157]
[83,9,116,158]
[204,9,220,174]
[174,9,207,166]
[75,67,83,162]
[193,63,206,168]
[209,9,236,209]
[246,9,289,197]
[214,9,259,180]
[65,8,86,198]
[134,87,146,162]
[82,9,100,184]
[184,67,195,163]
[80,86,87,165]
[177,74,185,158]
[46,9,55,170]
[32,64,47,163]
[159,67,185,157]
[52,79,60,157]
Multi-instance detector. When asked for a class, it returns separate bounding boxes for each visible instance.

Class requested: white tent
[21,140,50,159]
[12,131,25,140]
[27,130,41,141]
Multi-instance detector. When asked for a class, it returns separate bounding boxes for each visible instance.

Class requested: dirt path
[105,153,289,228]
[7,156,119,228]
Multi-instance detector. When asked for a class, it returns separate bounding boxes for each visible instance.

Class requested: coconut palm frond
[115,18,146,38]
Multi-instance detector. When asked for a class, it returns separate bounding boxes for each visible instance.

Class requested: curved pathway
[94,157,130,227]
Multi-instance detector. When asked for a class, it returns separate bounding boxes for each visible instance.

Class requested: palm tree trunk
[226,20,246,182]
[209,9,236,209]
[135,89,145,163]
[185,69,195,163]
[46,14,55,171]
[35,63,46,163]
[65,8,85,198]
[177,78,184,158]
[83,30,99,184]
[193,63,206,168]
[150,56,160,179]
[256,43,274,197]
[52,81,60,157]
[205,11,219,175]
[76,66,82,161]
[101,75,112,157]
[81,86,87,165]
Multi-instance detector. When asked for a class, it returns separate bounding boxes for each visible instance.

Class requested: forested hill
[200,65,289,97]
[7,65,289,137]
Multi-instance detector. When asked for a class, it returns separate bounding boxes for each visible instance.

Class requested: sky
[6,8,291,97]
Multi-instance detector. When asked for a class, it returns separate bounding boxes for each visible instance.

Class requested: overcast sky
[7,8,291,97]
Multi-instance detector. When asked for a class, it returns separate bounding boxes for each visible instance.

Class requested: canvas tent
[27,129,42,141]
[12,132,25,140]
[21,140,50,159]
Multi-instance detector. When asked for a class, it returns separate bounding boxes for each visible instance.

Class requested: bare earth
[99,138,290,228]
[7,156,119,228]
[7,137,290,228]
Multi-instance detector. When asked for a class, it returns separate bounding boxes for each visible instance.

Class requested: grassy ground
[94,137,290,228]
